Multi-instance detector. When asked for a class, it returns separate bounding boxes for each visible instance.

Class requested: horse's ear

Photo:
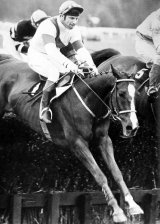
[110,64,121,79]
[130,65,138,76]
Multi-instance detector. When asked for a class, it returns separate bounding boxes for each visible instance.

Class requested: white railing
[0,21,136,56]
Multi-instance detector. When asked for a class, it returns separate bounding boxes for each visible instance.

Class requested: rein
[137,78,149,92]
[110,78,136,121]
[72,72,111,119]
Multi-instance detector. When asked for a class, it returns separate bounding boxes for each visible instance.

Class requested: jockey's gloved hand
[78,62,98,77]
[78,61,88,68]
[63,61,79,74]
[83,65,98,77]
[90,65,99,76]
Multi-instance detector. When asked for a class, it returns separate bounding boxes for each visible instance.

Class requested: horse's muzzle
[121,126,139,138]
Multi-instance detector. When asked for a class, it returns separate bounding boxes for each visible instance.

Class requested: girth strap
[72,86,96,117]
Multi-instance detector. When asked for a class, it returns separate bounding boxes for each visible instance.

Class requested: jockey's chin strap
[110,78,136,121]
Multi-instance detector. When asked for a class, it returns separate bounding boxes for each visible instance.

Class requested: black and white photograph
[0,0,160,223]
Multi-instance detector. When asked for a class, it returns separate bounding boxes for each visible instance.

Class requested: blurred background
[0,0,160,27]
[1,0,160,56]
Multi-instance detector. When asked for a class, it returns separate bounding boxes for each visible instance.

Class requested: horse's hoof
[128,204,144,216]
[112,209,127,223]
[124,194,144,216]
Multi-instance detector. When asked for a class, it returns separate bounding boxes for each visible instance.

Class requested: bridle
[110,78,136,121]
[72,72,137,121]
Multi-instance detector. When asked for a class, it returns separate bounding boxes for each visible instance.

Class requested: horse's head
[110,65,139,138]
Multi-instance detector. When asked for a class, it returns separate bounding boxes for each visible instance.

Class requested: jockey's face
[61,14,79,29]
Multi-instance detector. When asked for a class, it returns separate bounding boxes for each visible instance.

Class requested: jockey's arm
[72,40,98,75]
[153,35,160,55]
[152,18,160,55]
[42,33,78,73]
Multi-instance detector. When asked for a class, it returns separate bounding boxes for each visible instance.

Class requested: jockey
[28,0,98,124]
[10,9,48,56]
[135,8,160,101]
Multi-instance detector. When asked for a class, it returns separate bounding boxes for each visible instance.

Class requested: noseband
[110,78,136,120]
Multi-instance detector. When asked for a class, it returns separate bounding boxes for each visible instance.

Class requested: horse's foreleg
[0,98,6,118]
[98,134,144,217]
[71,137,127,223]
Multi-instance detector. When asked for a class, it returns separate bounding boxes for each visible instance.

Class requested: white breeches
[28,48,66,82]
[135,35,160,65]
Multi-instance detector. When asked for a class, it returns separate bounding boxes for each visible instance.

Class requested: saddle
[135,67,150,81]
[26,72,72,95]
[24,63,94,95]
[23,65,94,105]
[23,72,75,105]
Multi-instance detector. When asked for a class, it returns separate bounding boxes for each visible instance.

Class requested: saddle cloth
[135,67,150,82]
[27,72,74,100]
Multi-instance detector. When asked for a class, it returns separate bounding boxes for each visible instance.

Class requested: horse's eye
[119,92,125,97]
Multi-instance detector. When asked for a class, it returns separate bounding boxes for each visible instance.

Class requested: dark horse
[0,53,143,223]
[92,48,160,186]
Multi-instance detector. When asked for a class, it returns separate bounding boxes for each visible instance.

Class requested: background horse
[91,48,121,67]
[91,48,160,187]
[0,53,142,223]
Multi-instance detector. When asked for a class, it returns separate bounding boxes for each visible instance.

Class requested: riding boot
[40,80,56,123]
[147,64,160,102]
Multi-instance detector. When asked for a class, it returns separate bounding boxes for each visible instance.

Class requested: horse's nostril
[126,125,132,131]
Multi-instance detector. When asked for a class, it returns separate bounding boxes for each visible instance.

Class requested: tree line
[0,0,160,28]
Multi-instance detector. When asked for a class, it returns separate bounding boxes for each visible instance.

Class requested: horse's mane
[91,48,120,67]
[80,69,117,94]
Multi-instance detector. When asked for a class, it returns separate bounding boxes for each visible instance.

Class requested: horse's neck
[91,74,114,93]
[71,75,114,118]
[82,74,115,101]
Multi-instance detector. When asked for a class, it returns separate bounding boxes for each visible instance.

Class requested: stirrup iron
[40,107,53,121]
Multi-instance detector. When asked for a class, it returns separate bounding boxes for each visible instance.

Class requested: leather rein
[73,73,136,121]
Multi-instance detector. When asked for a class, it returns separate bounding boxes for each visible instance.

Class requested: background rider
[135,8,160,101]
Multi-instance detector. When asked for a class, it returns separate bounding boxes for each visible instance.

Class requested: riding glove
[91,65,99,76]
[63,61,79,74]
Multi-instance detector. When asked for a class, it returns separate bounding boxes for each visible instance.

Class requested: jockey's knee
[47,67,60,83]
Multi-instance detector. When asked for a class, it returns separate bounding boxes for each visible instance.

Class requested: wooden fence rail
[0,189,160,224]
